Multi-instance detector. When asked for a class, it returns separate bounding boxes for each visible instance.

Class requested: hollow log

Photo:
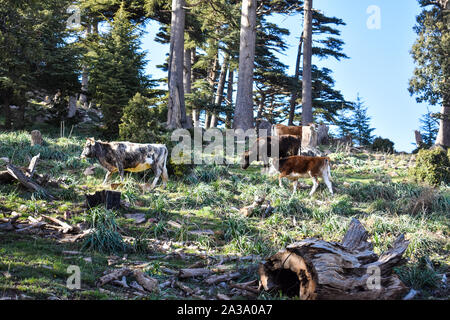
[258,218,410,300]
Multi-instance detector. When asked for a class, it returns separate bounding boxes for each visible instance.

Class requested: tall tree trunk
[79,24,91,108]
[167,0,190,129]
[225,68,234,128]
[288,32,304,126]
[301,0,313,126]
[183,47,193,125]
[256,92,266,120]
[435,104,450,148]
[205,45,219,128]
[190,48,200,127]
[211,53,229,128]
[233,0,257,130]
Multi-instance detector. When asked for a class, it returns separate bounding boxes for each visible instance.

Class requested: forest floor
[0,130,449,300]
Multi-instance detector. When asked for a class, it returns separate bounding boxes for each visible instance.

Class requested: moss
[409,148,450,186]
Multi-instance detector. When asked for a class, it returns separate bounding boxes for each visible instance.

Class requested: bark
[435,104,450,148]
[167,0,190,129]
[183,47,193,125]
[301,0,313,126]
[259,218,409,300]
[288,32,304,126]
[190,49,200,127]
[225,68,234,128]
[233,0,257,130]
[211,53,229,128]
[206,46,219,128]
[79,24,92,108]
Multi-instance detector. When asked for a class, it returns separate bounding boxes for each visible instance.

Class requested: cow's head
[240,151,250,170]
[80,138,96,159]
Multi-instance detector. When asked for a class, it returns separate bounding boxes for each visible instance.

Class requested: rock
[83,165,96,176]
[124,214,147,224]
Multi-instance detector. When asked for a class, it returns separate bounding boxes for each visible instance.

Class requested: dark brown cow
[241,135,302,170]
[271,155,333,196]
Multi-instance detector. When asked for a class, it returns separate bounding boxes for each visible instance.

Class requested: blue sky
[141,0,432,152]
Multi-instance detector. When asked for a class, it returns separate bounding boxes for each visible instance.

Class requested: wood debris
[258,218,410,300]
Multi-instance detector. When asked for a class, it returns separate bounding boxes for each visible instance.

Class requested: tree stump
[258,218,410,300]
[301,124,318,149]
[31,130,43,146]
[317,124,329,145]
[86,190,121,210]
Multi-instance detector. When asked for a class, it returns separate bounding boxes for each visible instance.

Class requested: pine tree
[409,0,450,147]
[0,0,80,128]
[351,95,374,146]
[119,92,164,143]
[420,109,439,147]
[87,3,149,137]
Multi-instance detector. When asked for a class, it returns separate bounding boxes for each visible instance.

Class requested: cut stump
[258,218,410,300]
[86,190,121,210]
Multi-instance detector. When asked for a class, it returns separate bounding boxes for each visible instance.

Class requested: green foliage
[119,92,165,143]
[372,137,395,153]
[409,1,449,107]
[86,3,150,137]
[0,0,81,128]
[395,258,441,292]
[82,208,128,254]
[420,109,439,147]
[409,148,450,186]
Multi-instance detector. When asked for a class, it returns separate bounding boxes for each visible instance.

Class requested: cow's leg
[103,171,113,185]
[309,176,319,196]
[116,162,125,181]
[150,167,162,189]
[161,167,168,188]
[322,170,334,195]
[292,180,299,194]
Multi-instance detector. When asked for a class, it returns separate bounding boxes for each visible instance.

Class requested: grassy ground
[0,130,449,300]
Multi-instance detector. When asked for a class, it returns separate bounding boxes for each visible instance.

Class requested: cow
[80,138,169,189]
[270,155,333,196]
[240,135,302,171]
[272,124,303,137]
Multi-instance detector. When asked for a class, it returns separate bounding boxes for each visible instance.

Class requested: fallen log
[178,268,212,279]
[6,163,55,200]
[133,270,159,293]
[258,218,410,300]
[97,268,131,287]
[15,222,46,233]
[42,215,74,234]
[205,272,241,285]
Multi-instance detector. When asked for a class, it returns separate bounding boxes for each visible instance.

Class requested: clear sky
[141,0,433,152]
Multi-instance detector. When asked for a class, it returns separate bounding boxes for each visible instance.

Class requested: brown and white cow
[80,138,168,188]
[241,135,302,171]
[272,124,303,137]
[270,155,333,196]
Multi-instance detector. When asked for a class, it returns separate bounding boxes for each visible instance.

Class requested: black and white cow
[80,138,169,189]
